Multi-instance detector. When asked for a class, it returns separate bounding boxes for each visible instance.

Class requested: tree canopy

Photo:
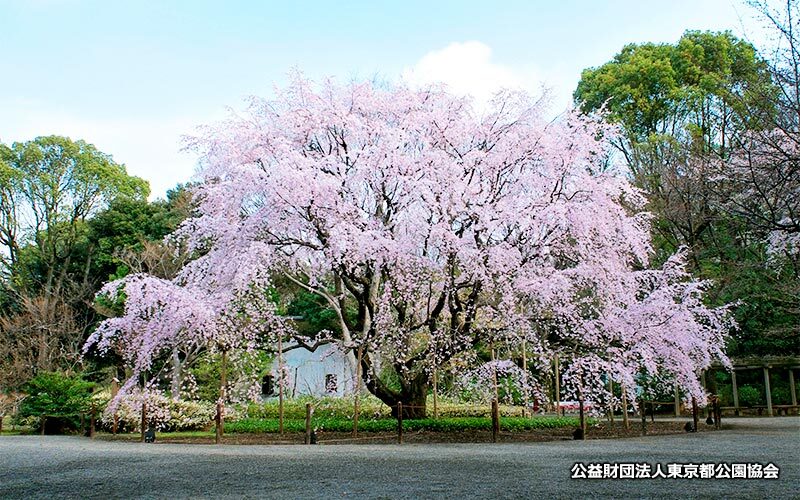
[88,77,733,418]
[574,29,798,357]
[0,137,191,391]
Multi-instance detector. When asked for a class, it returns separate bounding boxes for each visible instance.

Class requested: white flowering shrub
[101,388,234,432]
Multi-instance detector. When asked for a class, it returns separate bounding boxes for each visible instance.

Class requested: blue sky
[1,0,770,198]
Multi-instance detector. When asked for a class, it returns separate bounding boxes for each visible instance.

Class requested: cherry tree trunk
[170,347,182,400]
[392,379,427,419]
[376,374,427,419]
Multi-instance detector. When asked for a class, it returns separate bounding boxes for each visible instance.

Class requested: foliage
[711,1,800,355]
[19,372,95,418]
[285,290,340,336]
[246,395,391,420]
[0,295,84,390]
[188,352,224,402]
[226,415,585,434]
[100,388,240,432]
[770,386,792,405]
[575,31,770,145]
[737,385,763,407]
[87,196,186,282]
[18,372,95,432]
[87,76,733,419]
[455,360,534,405]
[0,136,174,392]
[243,394,541,420]
[0,135,149,292]
[574,27,798,357]
[187,349,273,403]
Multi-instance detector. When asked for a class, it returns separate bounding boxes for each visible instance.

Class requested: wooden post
[431,335,439,420]
[397,402,403,444]
[701,370,709,420]
[305,403,313,445]
[554,355,561,416]
[650,401,655,423]
[621,387,629,430]
[278,336,284,435]
[608,378,614,425]
[692,397,699,433]
[578,384,586,441]
[521,341,528,418]
[640,397,647,435]
[353,345,363,437]
[215,401,222,444]
[491,348,499,402]
[111,378,119,435]
[674,387,681,417]
[216,349,227,444]
[89,403,96,439]
[789,369,797,407]
[731,369,740,416]
[140,403,146,443]
[491,399,500,443]
[41,415,46,436]
[763,367,773,416]
[432,368,440,420]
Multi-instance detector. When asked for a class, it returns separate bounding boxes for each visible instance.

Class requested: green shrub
[738,385,762,407]
[18,372,95,434]
[226,415,584,434]
[245,395,391,420]
[771,386,791,405]
[716,384,732,406]
[242,395,527,421]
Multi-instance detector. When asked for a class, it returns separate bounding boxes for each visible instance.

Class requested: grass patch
[226,415,586,434]
[244,395,535,421]
[0,429,28,436]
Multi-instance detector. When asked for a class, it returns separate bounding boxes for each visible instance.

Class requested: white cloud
[401,41,542,109]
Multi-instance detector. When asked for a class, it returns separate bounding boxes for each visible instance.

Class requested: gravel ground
[0,417,797,499]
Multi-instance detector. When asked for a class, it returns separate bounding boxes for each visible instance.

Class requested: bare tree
[0,295,84,391]
[724,1,800,272]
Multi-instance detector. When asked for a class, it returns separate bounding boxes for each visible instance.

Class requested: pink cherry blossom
[89,75,733,416]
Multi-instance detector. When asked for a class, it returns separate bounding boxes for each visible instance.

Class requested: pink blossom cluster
[88,75,734,413]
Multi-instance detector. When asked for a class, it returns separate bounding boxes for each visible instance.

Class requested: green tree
[18,372,95,434]
[0,136,149,296]
[575,30,797,356]
[87,189,189,283]
[575,31,772,161]
[0,136,150,390]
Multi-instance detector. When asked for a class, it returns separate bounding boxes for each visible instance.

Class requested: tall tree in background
[718,1,800,353]
[575,28,798,356]
[0,136,149,296]
[575,31,772,261]
[0,136,151,389]
[725,1,799,261]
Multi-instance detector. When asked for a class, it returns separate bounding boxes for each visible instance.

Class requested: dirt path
[1,417,797,498]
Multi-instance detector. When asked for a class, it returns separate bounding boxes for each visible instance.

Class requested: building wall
[268,344,356,398]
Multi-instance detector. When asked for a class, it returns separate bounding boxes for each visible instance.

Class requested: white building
[263,343,356,399]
